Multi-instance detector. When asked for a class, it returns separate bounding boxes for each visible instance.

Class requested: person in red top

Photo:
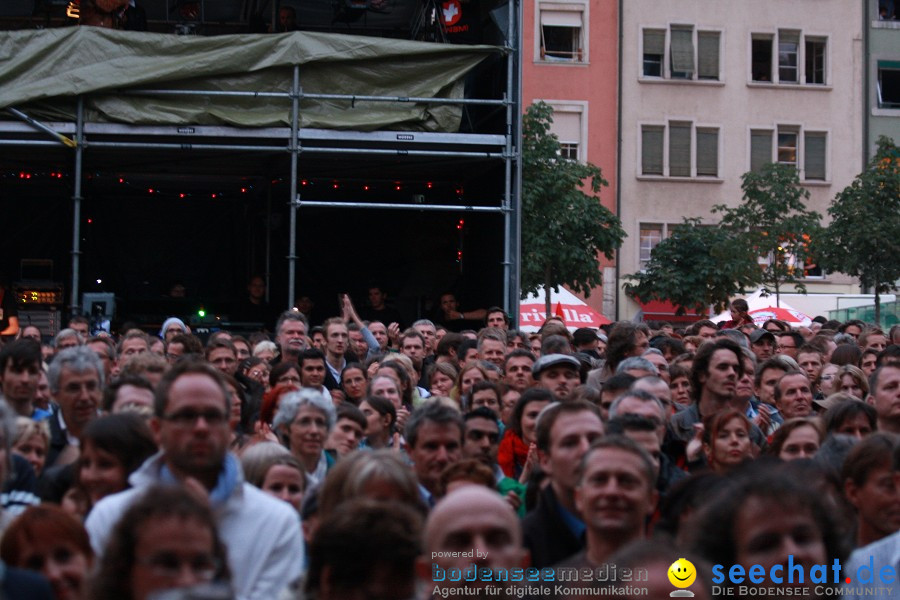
[721,299,754,329]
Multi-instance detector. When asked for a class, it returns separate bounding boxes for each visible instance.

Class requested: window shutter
[670,27,694,74]
[804,132,826,180]
[697,31,720,79]
[643,29,665,55]
[669,123,691,177]
[750,130,772,172]
[696,129,718,177]
[540,10,581,27]
[642,126,664,175]
[779,30,800,45]
[551,111,581,145]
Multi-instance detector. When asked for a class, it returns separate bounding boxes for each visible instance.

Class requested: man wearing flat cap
[533,353,581,401]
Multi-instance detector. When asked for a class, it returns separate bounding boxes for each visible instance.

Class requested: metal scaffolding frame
[1,1,522,323]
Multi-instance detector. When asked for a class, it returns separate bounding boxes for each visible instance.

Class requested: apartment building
[616,0,864,321]
[522,0,619,319]
[868,0,900,156]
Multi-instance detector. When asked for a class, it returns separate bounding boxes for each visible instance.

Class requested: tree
[817,136,900,324]
[520,102,625,315]
[623,218,760,316]
[713,163,823,306]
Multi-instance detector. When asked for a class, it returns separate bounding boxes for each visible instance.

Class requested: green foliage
[713,163,823,299]
[623,218,759,315]
[520,102,625,306]
[817,136,900,321]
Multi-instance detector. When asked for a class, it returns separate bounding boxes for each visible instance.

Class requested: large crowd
[0,286,898,600]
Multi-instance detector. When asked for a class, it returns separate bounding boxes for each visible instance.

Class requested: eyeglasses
[162,409,227,427]
[249,369,269,378]
[277,375,301,385]
[138,552,220,581]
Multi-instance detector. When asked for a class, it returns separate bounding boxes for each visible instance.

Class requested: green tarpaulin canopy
[0,27,503,131]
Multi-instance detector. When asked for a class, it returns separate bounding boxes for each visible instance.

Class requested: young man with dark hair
[869,364,900,433]
[462,407,526,513]
[485,306,509,330]
[503,349,535,392]
[842,438,900,599]
[0,339,47,420]
[670,339,745,443]
[842,433,900,547]
[325,402,366,457]
[205,338,238,376]
[587,322,650,387]
[687,319,719,340]
[321,317,349,390]
[522,400,604,568]
[405,401,464,508]
[566,436,658,568]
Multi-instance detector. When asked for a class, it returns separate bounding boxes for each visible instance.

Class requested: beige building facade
[616,0,865,320]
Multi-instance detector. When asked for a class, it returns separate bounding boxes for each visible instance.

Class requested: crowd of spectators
[0,290,898,599]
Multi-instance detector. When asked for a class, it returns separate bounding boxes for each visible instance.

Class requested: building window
[804,132,827,181]
[559,143,578,160]
[639,223,682,267]
[538,3,585,63]
[750,128,827,181]
[778,30,800,83]
[641,26,719,81]
[777,128,798,167]
[750,130,773,172]
[639,224,664,266]
[752,31,827,85]
[697,31,720,80]
[546,103,586,161]
[642,29,665,77]
[805,38,826,84]
[669,122,692,176]
[641,126,664,175]
[877,61,900,108]
[696,128,719,177]
[751,35,774,82]
[641,123,719,178]
[760,235,823,279]
[670,26,694,79]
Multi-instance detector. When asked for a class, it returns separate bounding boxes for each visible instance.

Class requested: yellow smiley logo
[668,558,697,589]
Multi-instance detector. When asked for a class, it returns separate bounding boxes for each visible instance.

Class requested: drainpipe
[614,0,624,321]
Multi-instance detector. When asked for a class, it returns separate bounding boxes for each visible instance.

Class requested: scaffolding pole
[505,0,523,327]
[70,98,84,317]
[298,200,506,212]
[287,65,300,311]
[265,182,272,304]
[501,0,513,323]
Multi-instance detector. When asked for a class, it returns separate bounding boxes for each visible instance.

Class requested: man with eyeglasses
[86,360,303,600]
[776,331,803,360]
[46,346,104,468]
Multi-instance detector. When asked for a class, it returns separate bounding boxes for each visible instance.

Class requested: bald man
[418,486,528,599]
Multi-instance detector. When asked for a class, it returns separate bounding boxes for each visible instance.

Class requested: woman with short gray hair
[273,389,336,486]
